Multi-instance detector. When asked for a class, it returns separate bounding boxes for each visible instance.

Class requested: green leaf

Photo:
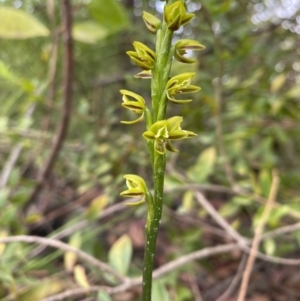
[64,232,82,272]
[270,73,286,93]
[259,169,271,197]
[74,265,90,288]
[263,238,276,256]
[152,281,170,301]
[0,60,20,85]
[219,202,239,218]
[97,290,112,301]
[73,21,108,44]
[108,234,132,276]
[187,147,216,183]
[85,194,108,220]
[177,190,194,214]
[89,0,130,34]
[0,7,49,39]
[17,280,63,301]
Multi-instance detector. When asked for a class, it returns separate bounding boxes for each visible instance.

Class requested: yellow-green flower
[120,90,146,124]
[126,41,156,70]
[166,72,200,104]
[164,1,194,31]
[174,39,205,64]
[120,174,148,206]
[143,116,197,155]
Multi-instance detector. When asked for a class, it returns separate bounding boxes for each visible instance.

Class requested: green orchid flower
[166,72,200,104]
[120,174,148,206]
[120,90,146,124]
[143,116,197,155]
[126,41,156,70]
[174,39,205,64]
[164,1,194,31]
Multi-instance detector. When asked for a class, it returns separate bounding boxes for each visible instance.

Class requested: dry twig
[25,0,74,211]
[0,235,127,283]
[237,171,280,301]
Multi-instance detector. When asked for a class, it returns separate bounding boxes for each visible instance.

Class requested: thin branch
[188,273,203,301]
[237,171,280,301]
[0,235,127,283]
[261,221,300,240]
[40,244,238,301]
[29,200,128,258]
[25,0,73,211]
[216,254,247,301]
[0,104,35,188]
[152,243,238,279]
[194,190,300,265]
[194,191,249,245]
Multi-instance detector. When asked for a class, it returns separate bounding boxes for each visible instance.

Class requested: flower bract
[142,11,161,33]
[143,116,197,154]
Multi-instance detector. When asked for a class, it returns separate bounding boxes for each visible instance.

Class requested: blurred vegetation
[0,0,300,300]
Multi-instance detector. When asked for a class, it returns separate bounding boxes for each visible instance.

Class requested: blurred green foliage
[0,0,300,300]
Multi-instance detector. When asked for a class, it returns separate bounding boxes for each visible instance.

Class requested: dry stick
[0,235,127,283]
[216,254,248,301]
[12,234,299,301]
[188,273,203,301]
[194,191,249,245]
[24,0,73,211]
[29,200,128,258]
[194,190,300,265]
[237,171,280,301]
[40,244,238,301]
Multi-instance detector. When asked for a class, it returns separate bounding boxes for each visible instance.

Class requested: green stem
[142,153,166,301]
[142,21,174,301]
[151,24,173,123]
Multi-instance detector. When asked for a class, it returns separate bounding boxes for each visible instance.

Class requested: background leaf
[64,232,82,272]
[187,147,216,182]
[152,281,170,301]
[74,265,90,289]
[73,21,109,44]
[0,7,49,39]
[89,0,130,34]
[108,234,132,276]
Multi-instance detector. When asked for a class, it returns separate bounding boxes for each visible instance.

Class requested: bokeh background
[0,0,300,300]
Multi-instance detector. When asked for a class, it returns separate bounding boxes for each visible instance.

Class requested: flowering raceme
[143,116,197,155]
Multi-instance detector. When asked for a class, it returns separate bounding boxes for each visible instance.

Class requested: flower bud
[126,41,156,70]
[164,1,194,31]
[142,11,161,34]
